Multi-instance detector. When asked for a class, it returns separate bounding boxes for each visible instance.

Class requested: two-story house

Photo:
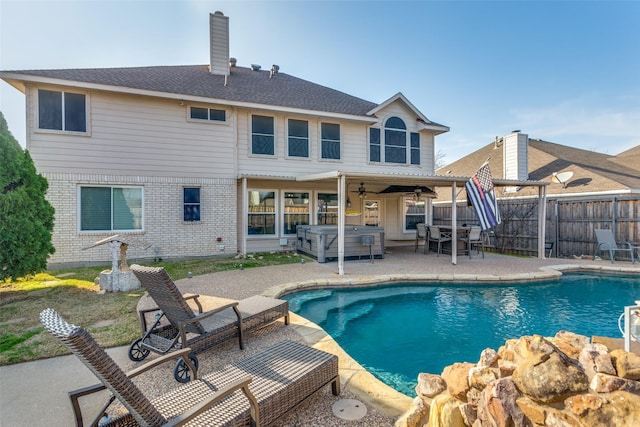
[1,12,456,269]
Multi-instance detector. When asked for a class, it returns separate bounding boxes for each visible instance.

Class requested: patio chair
[593,229,635,264]
[40,308,339,427]
[415,223,427,253]
[459,225,484,259]
[129,264,289,382]
[427,226,452,257]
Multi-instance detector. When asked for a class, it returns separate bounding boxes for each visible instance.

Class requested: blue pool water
[283,273,640,396]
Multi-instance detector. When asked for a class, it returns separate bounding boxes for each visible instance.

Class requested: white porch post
[451,181,457,265]
[538,185,547,258]
[241,177,247,256]
[338,175,346,275]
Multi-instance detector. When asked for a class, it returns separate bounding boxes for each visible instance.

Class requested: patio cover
[243,170,549,275]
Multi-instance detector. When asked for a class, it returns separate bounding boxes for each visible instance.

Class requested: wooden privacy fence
[433,195,640,259]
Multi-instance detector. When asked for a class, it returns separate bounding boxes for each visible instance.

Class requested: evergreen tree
[0,112,55,280]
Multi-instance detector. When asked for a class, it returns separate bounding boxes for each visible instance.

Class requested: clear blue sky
[1,0,639,164]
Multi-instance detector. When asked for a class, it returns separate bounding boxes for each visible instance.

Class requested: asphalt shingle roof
[5,65,382,117]
[436,138,640,198]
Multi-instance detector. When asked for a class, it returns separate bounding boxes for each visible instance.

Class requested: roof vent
[251,64,261,71]
[270,64,279,78]
[229,57,237,67]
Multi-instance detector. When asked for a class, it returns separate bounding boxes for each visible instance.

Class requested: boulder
[590,372,640,394]
[550,331,589,359]
[512,347,589,403]
[610,349,640,380]
[477,348,499,368]
[516,397,547,425]
[475,378,529,427]
[578,343,610,380]
[442,362,475,400]
[416,373,447,398]
[468,366,497,391]
[395,396,429,427]
[428,393,465,427]
[594,353,616,376]
[565,391,640,426]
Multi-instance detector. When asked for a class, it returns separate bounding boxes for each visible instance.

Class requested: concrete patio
[2,247,639,426]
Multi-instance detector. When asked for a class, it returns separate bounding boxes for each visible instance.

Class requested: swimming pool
[283,272,640,397]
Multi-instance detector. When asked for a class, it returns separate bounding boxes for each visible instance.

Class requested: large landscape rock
[396,332,640,427]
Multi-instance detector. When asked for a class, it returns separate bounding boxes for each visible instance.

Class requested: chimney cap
[512,129,521,133]
[214,11,224,16]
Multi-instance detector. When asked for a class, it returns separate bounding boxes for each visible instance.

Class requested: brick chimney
[209,11,229,76]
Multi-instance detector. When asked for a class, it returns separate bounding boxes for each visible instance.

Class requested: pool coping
[261,263,640,418]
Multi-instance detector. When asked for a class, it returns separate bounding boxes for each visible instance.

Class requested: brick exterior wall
[44,173,237,266]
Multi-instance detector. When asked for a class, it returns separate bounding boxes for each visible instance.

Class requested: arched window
[385,117,407,163]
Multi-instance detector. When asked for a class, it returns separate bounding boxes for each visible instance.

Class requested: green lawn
[0,252,308,365]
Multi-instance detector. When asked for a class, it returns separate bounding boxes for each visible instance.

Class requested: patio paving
[1,247,639,427]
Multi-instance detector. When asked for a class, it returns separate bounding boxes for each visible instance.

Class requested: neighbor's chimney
[503,130,528,183]
[209,11,229,76]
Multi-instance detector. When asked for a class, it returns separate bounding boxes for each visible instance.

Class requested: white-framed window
[189,106,226,122]
[251,115,275,156]
[287,119,309,158]
[369,117,420,165]
[183,187,201,222]
[385,117,407,163]
[283,191,310,235]
[79,186,143,232]
[320,122,340,160]
[404,197,426,232]
[248,190,276,235]
[317,193,338,225]
[38,89,87,133]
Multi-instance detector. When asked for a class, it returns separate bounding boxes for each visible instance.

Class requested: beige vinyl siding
[236,100,437,178]
[27,86,236,179]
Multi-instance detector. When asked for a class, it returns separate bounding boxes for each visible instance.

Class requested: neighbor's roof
[436,139,640,199]
[0,65,445,128]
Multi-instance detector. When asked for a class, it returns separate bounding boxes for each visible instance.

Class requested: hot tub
[296,225,385,263]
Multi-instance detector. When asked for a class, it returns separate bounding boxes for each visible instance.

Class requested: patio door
[364,199,380,226]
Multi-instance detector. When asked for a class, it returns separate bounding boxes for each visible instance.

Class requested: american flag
[466,163,501,230]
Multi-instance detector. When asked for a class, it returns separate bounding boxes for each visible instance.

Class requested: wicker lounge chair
[593,229,635,264]
[40,308,339,427]
[129,264,289,382]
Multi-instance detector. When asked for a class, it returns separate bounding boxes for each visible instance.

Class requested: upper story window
[251,115,275,156]
[369,128,381,162]
[385,117,407,164]
[321,122,340,160]
[411,132,420,165]
[38,89,86,132]
[370,117,420,165]
[79,186,143,232]
[190,106,226,122]
[183,187,201,222]
[287,119,309,158]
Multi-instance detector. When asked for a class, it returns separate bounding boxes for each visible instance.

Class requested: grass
[0,252,308,365]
